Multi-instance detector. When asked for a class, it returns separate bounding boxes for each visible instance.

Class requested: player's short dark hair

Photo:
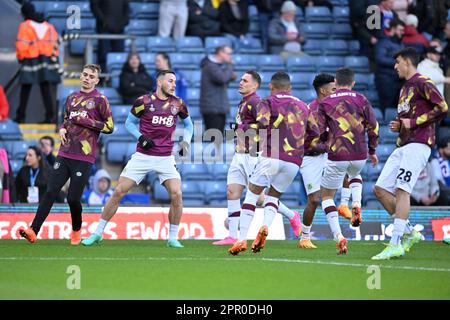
[394,47,420,67]
[313,73,335,94]
[245,70,261,88]
[389,18,405,29]
[156,69,176,79]
[83,64,101,75]
[335,68,354,87]
[270,71,291,90]
[39,135,54,147]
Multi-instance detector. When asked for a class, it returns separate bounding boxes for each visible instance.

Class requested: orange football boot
[18,227,37,244]
[336,237,348,255]
[228,240,247,256]
[70,230,82,245]
[351,205,362,227]
[298,239,317,249]
[251,225,268,253]
[337,204,352,220]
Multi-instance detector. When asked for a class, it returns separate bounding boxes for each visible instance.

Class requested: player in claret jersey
[372,48,448,260]
[82,70,193,248]
[213,70,301,246]
[18,64,114,245]
[318,68,379,255]
[228,71,320,255]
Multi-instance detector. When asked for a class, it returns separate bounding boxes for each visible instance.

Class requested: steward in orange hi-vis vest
[16,8,61,85]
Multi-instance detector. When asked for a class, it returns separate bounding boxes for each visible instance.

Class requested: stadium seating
[377,144,397,162]
[0,119,23,141]
[186,88,201,107]
[323,40,349,56]
[180,181,205,206]
[290,72,315,90]
[344,56,370,73]
[205,37,233,53]
[316,56,344,73]
[125,37,148,53]
[97,87,121,105]
[106,141,135,163]
[257,55,285,72]
[203,180,228,205]
[379,125,398,144]
[384,108,398,122]
[125,19,158,36]
[305,7,333,23]
[176,37,204,53]
[238,38,264,54]
[233,54,258,71]
[286,56,317,72]
[179,163,210,180]
[354,73,374,91]
[330,24,353,40]
[169,53,204,70]
[303,23,330,39]
[333,6,350,23]
[111,105,130,124]
[129,2,159,19]
[9,159,23,177]
[147,36,176,53]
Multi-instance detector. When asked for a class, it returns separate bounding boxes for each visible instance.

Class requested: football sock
[94,219,108,237]
[227,199,241,239]
[340,187,351,206]
[349,176,362,206]
[278,201,294,220]
[169,224,179,240]
[263,195,279,227]
[390,218,407,245]
[323,198,342,241]
[239,190,259,240]
[404,220,414,234]
[301,223,312,240]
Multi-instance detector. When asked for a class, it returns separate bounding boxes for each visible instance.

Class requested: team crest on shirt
[86,99,95,110]
[149,104,155,112]
[170,105,178,115]
[54,162,60,170]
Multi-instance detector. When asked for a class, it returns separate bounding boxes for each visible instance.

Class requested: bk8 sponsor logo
[152,115,174,127]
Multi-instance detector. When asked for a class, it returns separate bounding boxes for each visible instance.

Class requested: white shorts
[249,156,300,193]
[300,153,327,195]
[227,153,259,186]
[376,143,431,194]
[120,152,181,185]
[321,159,366,190]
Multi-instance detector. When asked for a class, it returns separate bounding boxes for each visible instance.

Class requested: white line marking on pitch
[1,256,449,273]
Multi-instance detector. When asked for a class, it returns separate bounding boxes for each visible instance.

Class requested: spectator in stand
[295,0,333,13]
[430,137,450,204]
[392,0,413,21]
[83,169,113,205]
[186,0,221,39]
[14,2,60,124]
[153,52,187,102]
[409,0,448,39]
[39,136,56,167]
[268,1,305,55]
[441,21,450,110]
[219,0,250,51]
[255,0,284,53]
[378,0,399,35]
[0,85,9,122]
[402,14,429,54]
[200,45,236,146]
[410,160,440,206]
[119,53,154,105]
[158,0,188,39]
[418,46,450,97]
[349,0,379,60]
[15,146,49,203]
[90,0,130,71]
[375,18,405,111]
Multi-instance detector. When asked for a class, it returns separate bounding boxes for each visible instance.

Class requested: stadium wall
[0,205,449,241]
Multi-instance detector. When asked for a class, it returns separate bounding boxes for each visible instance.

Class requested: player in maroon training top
[18,64,114,245]
[373,48,448,260]
[82,70,194,248]
[318,67,379,255]
[228,71,320,255]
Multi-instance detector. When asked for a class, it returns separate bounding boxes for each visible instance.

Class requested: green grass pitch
[1,240,449,299]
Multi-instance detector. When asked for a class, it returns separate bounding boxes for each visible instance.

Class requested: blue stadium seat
[367,163,384,181]
[330,24,353,39]
[316,56,344,73]
[45,1,70,19]
[233,54,257,71]
[146,36,176,53]
[182,70,201,88]
[238,37,264,54]
[181,181,205,206]
[290,72,315,90]
[228,88,242,106]
[129,2,159,19]
[211,163,229,180]
[121,193,150,204]
[179,163,210,180]
[31,1,46,12]
[48,17,68,34]
[10,141,32,160]
[169,53,204,70]
[295,6,305,23]
[97,87,121,105]
[323,40,349,55]
[354,73,374,91]
[176,36,204,53]
[203,180,227,205]
[305,6,333,23]
[69,18,96,55]
[373,107,384,124]
[249,5,259,22]
[281,181,301,207]
[293,89,317,103]
[125,19,158,36]
[259,71,274,88]
[258,88,271,98]
[125,37,148,53]
[154,180,170,202]
[303,23,330,39]
[188,106,201,119]
[106,141,135,163]
[303,39,324,55]
[348,40,361,55]
[286,55,317,72]
[377,144,396,162]
[364,90,380,107]
[362,182,377,205]
[186,88,200,107]
[111,105,130,123]
[333,6,350,23]
[102,124,135,146]
[384,108,397,122]
[106,52,128,73]
[360,163,370,180]
[10,159,23,177]
[248,21,262,39]
[379,125,398,144]
[205,37,233,53]
[0,120,22,141]
[139,52,157,71]
[257,54,285,71]
[344,56,370,73]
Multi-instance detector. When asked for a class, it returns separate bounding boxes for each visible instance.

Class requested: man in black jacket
[186,0,221,39]
[90,0,130,70]
[119,53,154,104]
